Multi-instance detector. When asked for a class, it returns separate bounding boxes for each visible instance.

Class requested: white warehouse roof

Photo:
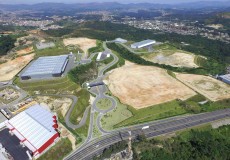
[5,105,59,157]
[219,74,230,81]
[131,39,156,48]
[21,55,68,77]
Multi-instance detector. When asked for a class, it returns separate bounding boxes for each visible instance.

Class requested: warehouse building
[113,38,127,44]
[20,55,69,80]
[96,50,111,61]
[4,105,60,159]
[131,39,156,49]
[218,74,230,85]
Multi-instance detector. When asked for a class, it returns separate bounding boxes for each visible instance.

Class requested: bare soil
[144,52,198,68]
[176,73,230,101]
[16,46,34,55]
[0,54,34,81]
[105,61,196,109]
[63,37,96,55]
[35,96,72,116]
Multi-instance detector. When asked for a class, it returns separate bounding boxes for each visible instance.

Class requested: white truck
[142,126,149,130]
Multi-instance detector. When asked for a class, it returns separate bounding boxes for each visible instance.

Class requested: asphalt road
[65,108,230,160]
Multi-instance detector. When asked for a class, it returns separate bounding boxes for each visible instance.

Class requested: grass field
[96,98,112,110]
[115,100,187,128]
[69,89,90,125]
[57,109,90,144]
[101,97,132,130]
[92,112,102,138]
[35,40,83,58]
[72,110,91,141]
[38,138,72,160]
[14,76,80,95]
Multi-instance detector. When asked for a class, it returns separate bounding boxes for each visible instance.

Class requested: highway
[65,108,230,160]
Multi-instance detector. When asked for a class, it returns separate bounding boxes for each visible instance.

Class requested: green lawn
[115,100,187,128]
[92,112,102,138]
[14,76,79,95]
[96,98,112,110]
[72,110,91,141]
[101,97,132,130]
[34,39,83,58]
[69,89,90,125]
[38,138,72,160]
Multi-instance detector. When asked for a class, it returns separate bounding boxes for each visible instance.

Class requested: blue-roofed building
[131,39,156,49]
[218,74,230,85]
[20,55,69,80]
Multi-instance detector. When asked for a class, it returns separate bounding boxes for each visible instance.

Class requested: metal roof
[21,55,68,77]
[131,39,156,47]
[5,105,57,153]
[220,74,230,81]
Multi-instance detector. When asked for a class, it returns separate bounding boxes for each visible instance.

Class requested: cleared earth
[105,61,196,109]
[63,37,96,55]
[143,52,198,68]
[16,46,34,56]
[176,73,230,101]
[0,54,34,81]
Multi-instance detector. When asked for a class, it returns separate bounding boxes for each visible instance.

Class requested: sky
[0,0,228,4]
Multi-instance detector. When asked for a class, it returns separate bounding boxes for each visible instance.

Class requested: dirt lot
[35,96,72,117]
[16,46,34,56]
[143,52,198,68]
[176,74,230,101]
[0,54,34,82]
[63,37,96,54]
[104,62,196,109]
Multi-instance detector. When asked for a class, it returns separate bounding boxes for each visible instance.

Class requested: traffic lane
[67,134,122,160]
[78,108,230,151]
[122,111,230,139]
[66,109,230,160]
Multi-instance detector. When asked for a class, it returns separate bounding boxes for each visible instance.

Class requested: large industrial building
[4,105,59,159]
[131,39,156,49]
[20,55,69,80]
[218,74,230,85]
[113,38,127,44]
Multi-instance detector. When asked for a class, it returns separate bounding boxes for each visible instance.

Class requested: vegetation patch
[0,35,16,56]
[38,138,72,160]
[69,89,90,125]
[14,76,79,95]
[96,98,112,110]
[88,40,104,54]
[133,125,230,160]
[101,97,132,130]
[115,100,187,128]
[93,140,127,160]
[68,61,97,85]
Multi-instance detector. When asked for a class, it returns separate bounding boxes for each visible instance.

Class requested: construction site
[0,87,20,104]
[105,61,196,109]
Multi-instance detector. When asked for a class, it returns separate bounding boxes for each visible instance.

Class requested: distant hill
[0,1,230,11]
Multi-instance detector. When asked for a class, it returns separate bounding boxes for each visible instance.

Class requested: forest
[107,43,226,75]
[68,61,97,85]
[134,125,230,160]
[44,21,229,73]
[93,125,230,160]
[0,35,15,56]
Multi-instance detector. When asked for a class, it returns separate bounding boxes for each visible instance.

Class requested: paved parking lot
[0,128,29,160]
